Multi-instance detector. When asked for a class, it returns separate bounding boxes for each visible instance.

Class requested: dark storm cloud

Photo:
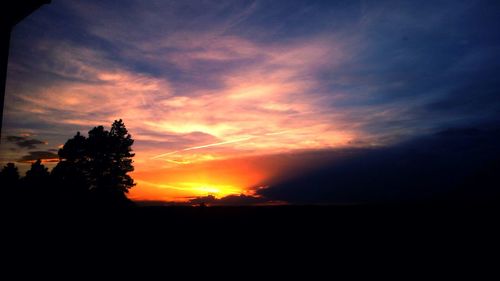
[6,136,47,149]
[259,125,500,204]
[17,151,59,163]
[423,75,500,116]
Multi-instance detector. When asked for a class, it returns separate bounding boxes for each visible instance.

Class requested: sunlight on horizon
[132,179,251,202]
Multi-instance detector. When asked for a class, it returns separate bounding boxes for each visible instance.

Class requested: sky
[1,0,500,204]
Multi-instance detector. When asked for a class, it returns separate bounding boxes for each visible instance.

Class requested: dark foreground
[5,203,499,238]
[3,204,499,274]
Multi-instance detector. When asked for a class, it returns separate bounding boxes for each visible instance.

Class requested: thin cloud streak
[151,136,253,160]
[151,130,294,160]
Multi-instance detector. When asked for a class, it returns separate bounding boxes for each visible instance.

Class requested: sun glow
[129,154,283,202]
[134,179,248,201]
[179,182,242,196]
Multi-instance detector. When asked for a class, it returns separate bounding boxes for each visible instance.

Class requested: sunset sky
[1,0,500,204]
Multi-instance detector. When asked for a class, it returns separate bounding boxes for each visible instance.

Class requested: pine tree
[53,120,135,206]
[24,159,51,202]
[109,119,135,193]
[0,163,20,183]
[52,131,90,202]
[0,163,21,205]
[25,159,50,180]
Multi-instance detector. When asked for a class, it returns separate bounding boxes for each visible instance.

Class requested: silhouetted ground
[5,203,498,239]
[3,203,499,274]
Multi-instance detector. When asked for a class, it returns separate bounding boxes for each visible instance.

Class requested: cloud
[17,151,59,163]
[6,135,47,149]
[259,125,500,204]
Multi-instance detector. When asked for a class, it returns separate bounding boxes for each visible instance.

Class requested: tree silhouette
[0,163,21,205]
[24,159,50,182]
[53,119,135,207]
[109,119,135,193]
[23,159,51,202]
[51,131,91,204]
[0,120,136,208]
[0,163,20,183]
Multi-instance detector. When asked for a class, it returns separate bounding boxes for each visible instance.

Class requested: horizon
[1,0,500,205]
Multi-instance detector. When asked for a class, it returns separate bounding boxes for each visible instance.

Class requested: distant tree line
[0,119,135,208]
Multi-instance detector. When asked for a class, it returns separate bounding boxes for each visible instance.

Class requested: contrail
[151,136,253,160]
[150,129,293,160]
[264,130,289,136]
[150,150,182,159]
[183,136,254,151]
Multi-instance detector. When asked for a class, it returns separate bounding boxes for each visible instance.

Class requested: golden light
[133,180,250,202]
[129,154,279,202]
